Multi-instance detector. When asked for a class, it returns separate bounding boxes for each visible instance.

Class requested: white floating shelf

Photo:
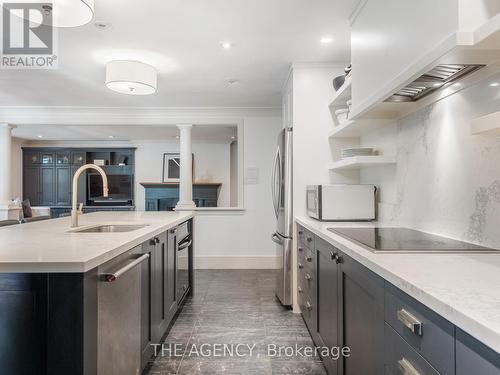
[329,77,351,109]
[328,118,395,138]
[471,110,500,135]
[328,156,396,171]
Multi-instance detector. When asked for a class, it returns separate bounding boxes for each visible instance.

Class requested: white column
[0,123,14,204]
[175,124,196,209]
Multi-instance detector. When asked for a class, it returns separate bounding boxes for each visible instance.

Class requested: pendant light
[30,0,94,27]
[105,60,158,95]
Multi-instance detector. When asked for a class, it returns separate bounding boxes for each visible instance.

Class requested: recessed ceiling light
[220,41,233,50]
[175,135,180,139]
[108,135,115,139]
[37,135,43,138]
[230,136,236,140]
[490,82,499,87]
[95,21,111,29]
[320,37,333,44]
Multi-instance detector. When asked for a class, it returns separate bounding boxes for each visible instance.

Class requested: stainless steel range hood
[385,64,485,103]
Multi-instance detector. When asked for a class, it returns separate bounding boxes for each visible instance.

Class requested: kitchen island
[0,211,194,375]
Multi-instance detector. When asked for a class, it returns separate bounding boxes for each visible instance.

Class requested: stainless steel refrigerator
[271,127,293,306]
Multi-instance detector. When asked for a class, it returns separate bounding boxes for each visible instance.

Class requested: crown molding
[0,106,281,125]
[291,62,348,70]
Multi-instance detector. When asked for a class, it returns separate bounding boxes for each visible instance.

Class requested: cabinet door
[55,167,71,206]
[71,167,86,205]
[137,241,155,371]
[24,151,40,165]
[23,167,40,206]
[71,151,86,166]
[338,253,384,375]
[152,232,171,342]
[56,151,70,165]
[456,329,500,375]
[39,167,55,206]
[317,238,339,375]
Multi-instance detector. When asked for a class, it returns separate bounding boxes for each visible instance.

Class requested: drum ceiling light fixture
[105,60,158,95]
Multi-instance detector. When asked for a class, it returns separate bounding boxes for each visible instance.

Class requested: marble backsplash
[360,72,500,248]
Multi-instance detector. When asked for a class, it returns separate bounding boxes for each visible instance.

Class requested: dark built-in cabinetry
[297,224,500,375]
[22,148,135,216]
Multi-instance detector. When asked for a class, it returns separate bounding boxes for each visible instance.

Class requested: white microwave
[306,184,376,221]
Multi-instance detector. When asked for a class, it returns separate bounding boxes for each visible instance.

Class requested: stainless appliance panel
[98,248,145,375]
[176,234,191,304]
[275,128,293,238]
[273,232,292,306]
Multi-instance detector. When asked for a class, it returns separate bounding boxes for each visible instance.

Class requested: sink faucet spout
[71,164,108,227]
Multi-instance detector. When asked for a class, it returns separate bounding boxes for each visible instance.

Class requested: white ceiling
[13,124,238,142]
[0,0,354,108]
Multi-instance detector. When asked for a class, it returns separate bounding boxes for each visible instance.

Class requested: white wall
[360,72,500,248]
[194,116,282,267]
[134,141,231,208]
[11,137,23,199]
[292,65,346,217]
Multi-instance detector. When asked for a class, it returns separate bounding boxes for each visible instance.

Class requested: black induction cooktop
[327,227,499,253]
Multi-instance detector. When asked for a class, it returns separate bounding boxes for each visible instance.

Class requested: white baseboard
[194,256,279,269]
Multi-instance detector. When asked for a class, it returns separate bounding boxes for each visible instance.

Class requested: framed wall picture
[162,153,194,182]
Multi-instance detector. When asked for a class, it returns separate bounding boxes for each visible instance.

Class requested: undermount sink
[72,224,149,233]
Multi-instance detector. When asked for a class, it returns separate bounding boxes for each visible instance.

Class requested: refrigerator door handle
[271,147,280,218]
[271,232,283,245]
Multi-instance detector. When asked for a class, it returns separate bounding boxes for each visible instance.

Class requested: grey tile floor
[144,270,327,375]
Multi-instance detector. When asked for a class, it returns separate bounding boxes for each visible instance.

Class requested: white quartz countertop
[0,211,194,273]
[295,216,500,355]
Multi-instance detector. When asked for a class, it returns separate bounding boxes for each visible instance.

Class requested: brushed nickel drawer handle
[298,286,303,293]
[397,308,423,336]
[305,273,312,281]
[298,263,304,269]
[306,301,312,310]
[298,247,303,252]
[306,237,313,243]
[306,256,312,262]
[398,358,421,375]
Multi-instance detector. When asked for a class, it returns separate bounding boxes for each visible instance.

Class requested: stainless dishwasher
[97,246,150,375]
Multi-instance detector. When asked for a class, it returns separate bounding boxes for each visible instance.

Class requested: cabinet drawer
[385,323,440,375]
[297,225,314,251]
[298,290,316,333]
[298,261,315,298]
[385,283,454,374]
[298,247,314,269]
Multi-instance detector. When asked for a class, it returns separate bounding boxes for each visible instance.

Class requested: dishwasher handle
[101,253,150,282]
[178,237,192,251]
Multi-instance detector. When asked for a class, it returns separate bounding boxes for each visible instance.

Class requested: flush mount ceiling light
[490,82,499,87]
[105,60,157,95]
[42,0,95,27]
[320,37,333,44]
